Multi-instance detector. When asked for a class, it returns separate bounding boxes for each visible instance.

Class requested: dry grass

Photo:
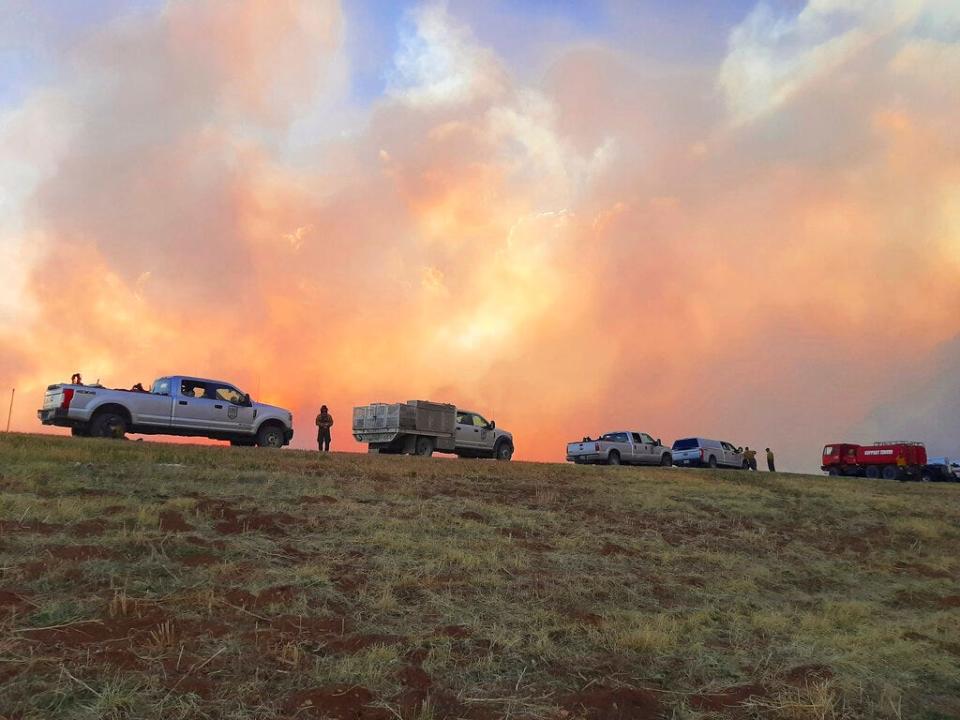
[0,432,958,719]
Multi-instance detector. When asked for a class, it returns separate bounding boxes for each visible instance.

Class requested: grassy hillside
[0,433,958,720]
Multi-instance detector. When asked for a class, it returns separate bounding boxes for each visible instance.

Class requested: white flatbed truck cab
[38,375,294,447]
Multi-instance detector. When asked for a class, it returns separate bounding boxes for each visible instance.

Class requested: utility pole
[5,388,13,433]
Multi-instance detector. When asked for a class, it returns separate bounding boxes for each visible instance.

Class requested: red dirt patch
[938,595,960,608]
[214,511,294,536]
[70,520,108,537]
[283,685,392,719]
[0,520,62,535]
[564,685,662,720]
[45,545,114,561]
[327,634,405,654]
[690,684,767,710]
[600,542,634,556]
[159,510,193,532]
[437,624,472,638]
[398,665,432,689]
[22,611,170,647]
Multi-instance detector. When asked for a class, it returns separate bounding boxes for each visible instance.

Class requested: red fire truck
[821,441,927,480]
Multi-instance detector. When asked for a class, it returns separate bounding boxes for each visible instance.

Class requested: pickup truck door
[630,433,647,464]
[455,412,479,449]
[209,384,256,434]
[171,380,231,432]
[721,442,741,467]
[639,433,660,464]
[471,414,496,452]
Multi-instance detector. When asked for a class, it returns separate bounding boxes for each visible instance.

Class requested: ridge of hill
[0,433,958,719]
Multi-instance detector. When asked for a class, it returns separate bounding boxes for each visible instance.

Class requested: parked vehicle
[922,456,960,483]
[566,431,671,466]
[821,441,927,480]
[352,401,514,460]
[38,375,294,447]
[671,437,747,469]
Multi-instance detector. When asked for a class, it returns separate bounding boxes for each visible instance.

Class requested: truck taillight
[595,442,600,452]
[699,448,704,460]
[60,389,75,409]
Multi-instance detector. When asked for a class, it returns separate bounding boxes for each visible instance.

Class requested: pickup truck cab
[567,431,672,466]
[672,437,746,469]
[38,375,294,448]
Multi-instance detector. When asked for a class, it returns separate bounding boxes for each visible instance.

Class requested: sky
[1,0,958,472]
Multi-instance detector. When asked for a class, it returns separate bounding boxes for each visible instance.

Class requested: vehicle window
[472,415,489,428]
[823,446,833,455]
[152,378,170,395]
[213,385,244,404]
[600,432,628,443]
[672,438,698,450]
[456,412,472,426]
[640,433,654,444]
[721,442,734,451]
[180,381,203,398]
[631,433,643,443]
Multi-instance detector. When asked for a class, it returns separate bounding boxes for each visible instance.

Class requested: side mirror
[243,393,252,406]
[656,438,662,446]
[489,421,496,430]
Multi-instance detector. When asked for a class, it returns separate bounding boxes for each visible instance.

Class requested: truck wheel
[881,465,899,481]
[256,424,285,448]
[865,466,880,479]
[708,455,717,469]
[494,440,513,461]
[607,451,621,466]
[415,436,434,457]
[660,453,672,466]
[742,460,750,469]
[90,411,127,439]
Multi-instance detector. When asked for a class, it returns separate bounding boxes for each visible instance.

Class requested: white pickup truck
[38,375,294,447]
[566,431,672,466]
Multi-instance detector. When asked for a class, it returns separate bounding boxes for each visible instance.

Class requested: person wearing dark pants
[766,448,776,472]
[316,405,333,452]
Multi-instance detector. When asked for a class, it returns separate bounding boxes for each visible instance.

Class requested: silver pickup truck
[353,400,514,460]
[38,375,294,447]
[567,431,672,466]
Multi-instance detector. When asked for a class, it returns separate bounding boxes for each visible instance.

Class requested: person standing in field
[316,405,333,452]
[744,447,758,470]
[766,447,776,472]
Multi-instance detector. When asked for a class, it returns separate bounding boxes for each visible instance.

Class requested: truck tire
[742,460,750,469]
[881,465,899,481]
[660,453,672,467]
[89,411,127,440]
[415,436,434,457]
[707,455,717,469]
[865,466,880,479]
[256,423,285,448]
[607,451,621,466]
[494,440,513,461]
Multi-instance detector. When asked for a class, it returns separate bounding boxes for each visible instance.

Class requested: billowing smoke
[1,0,958,470]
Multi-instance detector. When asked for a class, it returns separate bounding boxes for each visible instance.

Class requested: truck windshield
[823,446,834,455]
[151,378,170,395]
[672,438,699,450]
